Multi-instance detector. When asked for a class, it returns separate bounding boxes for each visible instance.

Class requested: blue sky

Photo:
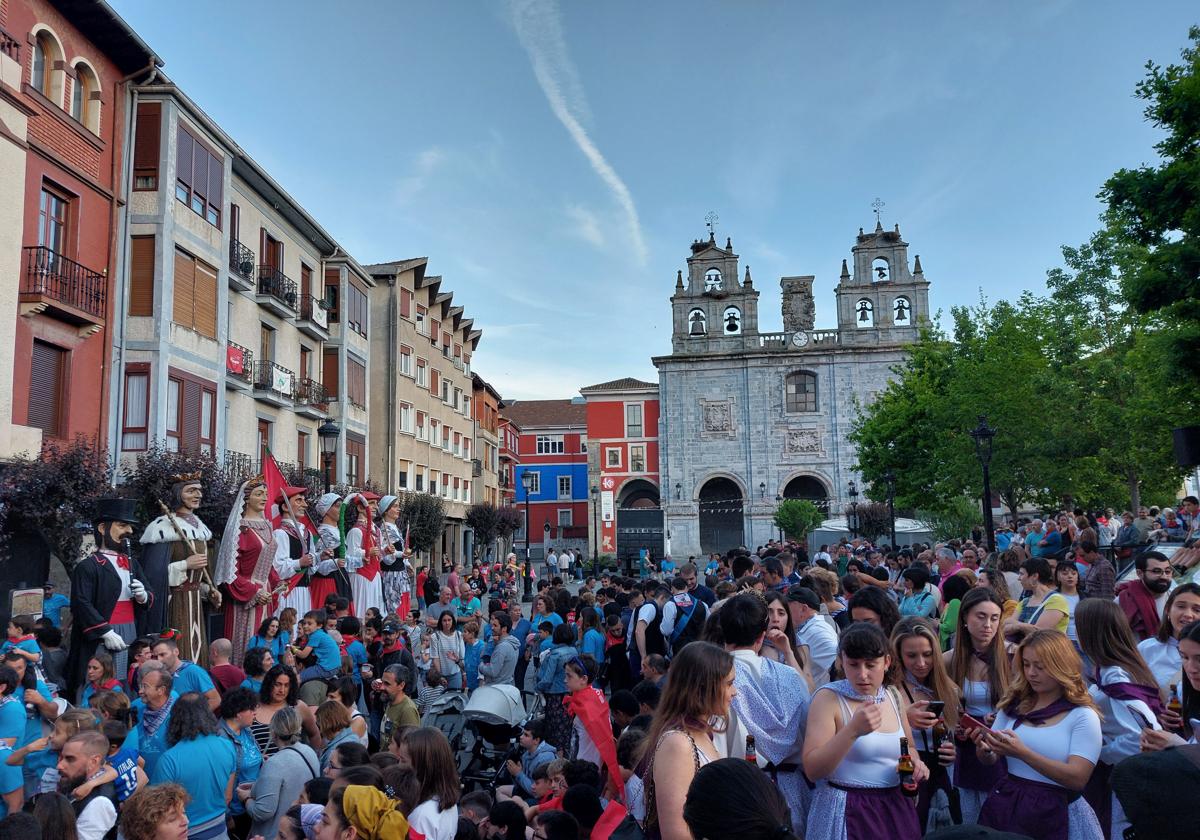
[110,0,1198,399]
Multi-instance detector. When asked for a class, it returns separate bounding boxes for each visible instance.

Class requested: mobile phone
[927,701,946,716]
[959,713,991,733]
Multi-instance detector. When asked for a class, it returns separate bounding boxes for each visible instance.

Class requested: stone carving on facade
[781,276,816,333]
[699,399,735,439]
[784,428,821,456]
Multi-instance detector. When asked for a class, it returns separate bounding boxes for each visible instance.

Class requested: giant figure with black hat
[138,471,219,664]
[66,497,152,701]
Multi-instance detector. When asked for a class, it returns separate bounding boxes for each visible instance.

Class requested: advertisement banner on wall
[600,489,614,522]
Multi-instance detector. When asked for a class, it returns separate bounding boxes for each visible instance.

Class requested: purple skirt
[953,737,1007,791]
[979,775,1075,840]
[830,783,921,840]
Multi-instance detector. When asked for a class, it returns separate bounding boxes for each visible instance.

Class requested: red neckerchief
[11,634,35,644]
[97,551,131,570]
[355,520,379,580]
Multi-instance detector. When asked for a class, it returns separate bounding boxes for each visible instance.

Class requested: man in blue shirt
[1034,521,1062,557]
[40,583,70,629]
[450,583,482,628]
[133,662,175,777]
[151,637,219,711]
[3,651,57,797]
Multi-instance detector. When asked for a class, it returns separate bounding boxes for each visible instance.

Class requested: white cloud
[506,0,648,265]
[566,204,605,248]
[395,146,448,205]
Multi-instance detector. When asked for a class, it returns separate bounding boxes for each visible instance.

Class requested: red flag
[592,800,628,840]
[564,687,624,798]
[262,449,295,528]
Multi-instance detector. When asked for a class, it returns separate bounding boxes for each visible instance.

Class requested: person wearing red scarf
[563,655,624,800]
[345,493,385,620]
[1116,552,1174,641]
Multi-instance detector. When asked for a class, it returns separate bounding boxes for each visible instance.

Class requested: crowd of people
[3,478,1200,840]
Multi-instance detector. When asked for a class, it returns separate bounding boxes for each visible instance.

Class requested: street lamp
[591,484,600,577]
[317,419,340,493]
[759,481,766,500]
[775,495,783,542]
[847,480,859,538]
[884,471,896,549]
[969,415,997,553]
[674,482,681,501]
[520,471,534,601]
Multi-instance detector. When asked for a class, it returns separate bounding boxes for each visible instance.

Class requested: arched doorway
[783,475,829,512]
[616,479,663,566]
[698,477,744,554]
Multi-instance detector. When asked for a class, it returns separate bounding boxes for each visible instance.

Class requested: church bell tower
[834,207,930,345]
[670,218,760,354]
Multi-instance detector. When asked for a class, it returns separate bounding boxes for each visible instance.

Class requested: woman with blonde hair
[974,630,1103,839]
[637,641,736,840]
[891,617,960,831]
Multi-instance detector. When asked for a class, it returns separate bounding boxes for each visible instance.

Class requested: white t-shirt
[573,716,600,766]
[990,706,1101,785]
[795,615,839,683]
[628,602,657,649]
[409,798,459,840]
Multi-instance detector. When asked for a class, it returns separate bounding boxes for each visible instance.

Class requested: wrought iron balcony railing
[257,266,298,310]
[294,377,327,407]
[229,239,255,281]
[226,340,253,383]
[253,360,294,398]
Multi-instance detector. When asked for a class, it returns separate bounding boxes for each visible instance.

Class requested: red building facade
[4,0,156,446]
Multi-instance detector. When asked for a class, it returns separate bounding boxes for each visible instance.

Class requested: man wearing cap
[139,472,216,664]
[377,621,418,699]
[273,485,319,618]
[66,498,152,700]
[345,492,385,618]
[786,585,838,687]
[311,493,351,611]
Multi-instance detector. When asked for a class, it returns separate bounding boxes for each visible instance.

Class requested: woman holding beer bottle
[1141,619,1200,751]
[891,617,960,831]
[1136,583,1200,689]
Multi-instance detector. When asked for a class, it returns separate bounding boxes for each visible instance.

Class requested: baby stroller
[459,684,527,792]
[421,691,467,753]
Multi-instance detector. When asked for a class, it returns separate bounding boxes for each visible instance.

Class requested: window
[128,235,155,316]
[347,357,367,409]
[557,475,572,499]
[429,469,439,495]
[133,102,161,190]
[415,468,425,492]
[38,186,69,255]
[165,369,217,454]
[121,365,150,450]
[400,288,413,319]
[175,126,222,227]
[453,477,461,500]
[430,320,440,346]
[855,298,874,327]
[441,379,450,403]
[416,359,427,387]
[723,305,742,334]
[524,471,541,495]
[416,411,426,440]
[415,305,426,334]
[785,371,818,413]
[580,440,587,453]
[398,461,410,490]
[453,432,461,456]
[625,404,643,438]
[400,403,414,434]
[323,348,339,399]
[32,34,53,97]
[297,431,309,472]
[557,509,573,527]
[605,447,622,469]
[453,388,462,411]
[430,368,440,397]
[463,439,471,460]
[400,347,413,377]
[630,444,646,473]
[257,420,271,465]
[346,435,365,486]
[688,308,708,337]
[442,425,450,451]
[893,296,912,325]
[172,249,218,339]
[704,268,722,291]
[259,325,275,366]
[325,269,340,321]
[442,474,450,498]
[536,435,565,455]
[70,64,99,132]
[347,282,368,337]
[28,340,66,437]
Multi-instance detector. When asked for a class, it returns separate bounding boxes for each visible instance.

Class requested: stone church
[653,219,930,556]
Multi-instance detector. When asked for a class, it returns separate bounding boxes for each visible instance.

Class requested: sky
[110,0,1198,400]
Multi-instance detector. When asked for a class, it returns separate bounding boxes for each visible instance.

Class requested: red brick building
[3,0,157,448]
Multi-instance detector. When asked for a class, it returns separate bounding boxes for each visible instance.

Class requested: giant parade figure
[216,476,280,666]
[311,492,352,609]
[273,485,319,617]
[345,492,385,617]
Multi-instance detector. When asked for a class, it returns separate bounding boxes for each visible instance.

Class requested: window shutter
[176,127,192,190]
[133,102,160,187]
[172,250,196,330]
[180,380,201,454]
[128,235,155,316]
[28,341,64,436]
[400,289,412,318]
[193,259,218,338]
[323,349,339,399]
[207,150,223,214]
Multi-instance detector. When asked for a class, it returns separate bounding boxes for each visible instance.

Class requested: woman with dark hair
[430,612,466,692]
[1137,582,1200,690]
[1054,561,1083,645]
[31,791,75,840]
[975,567,1017,622]
[328,675,368,745]
[537,623,581,752]
[762,590,811,687]
[1005,557,1070,638]
[240,647,274,695]
[804,623,925,840]
[638,641,735,840]
[847,585,901,637]
[248,616,290,660]
[218,687,263,838]
[938,573,972,650]
[1142,619,1200,750]
[577,607,605,666]
[149,694,238,840]
[81,652,122,708]
[898,566,936,619]
[250,664,319,757]
[683,758,798,840]
[317,700,357,774]
[405,729,460,840]
[944,587,1010,825]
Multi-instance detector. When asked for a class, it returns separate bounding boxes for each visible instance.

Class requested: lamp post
[970,415,997,552]
[317,419,341,493]
[591,484,600,577]
[847,480,860,538]
[775,495,784,543]
[520,471,534,601]
[884,471,896,549]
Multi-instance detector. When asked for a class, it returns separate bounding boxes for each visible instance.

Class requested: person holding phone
[892,617,960,832]
[944,588,1011,825]
[972,631,1104,840]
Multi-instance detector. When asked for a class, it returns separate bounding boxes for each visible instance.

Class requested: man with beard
[139,473,218,664]
[1117,551,1176,641]
[57,730,117,840]
[66,498,151,701]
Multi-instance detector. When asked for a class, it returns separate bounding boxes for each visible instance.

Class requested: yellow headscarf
[342,785,410,840]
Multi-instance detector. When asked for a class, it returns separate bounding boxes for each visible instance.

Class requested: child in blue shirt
[462,621,484,692]
[1,616,41,665]
[75,720,147,803]
[291,610,341,681]
[338,616,368,693]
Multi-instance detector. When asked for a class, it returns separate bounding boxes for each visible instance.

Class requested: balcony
[297,294,329,340]
[294,377,328,420]
[228,239,256,291]
[253,360,294,407]
[19,246,107,336]
[224,450,255,480]
[256,266,298,318]
[225,341,254,391]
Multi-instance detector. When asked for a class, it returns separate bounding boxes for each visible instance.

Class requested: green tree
[773,499,824,541]
[120,444,242,539]
[465,503,501,559]
[917,497,983,543]
[1102,27,1200,384]
[853,501,893,543]
[401,493,445,554]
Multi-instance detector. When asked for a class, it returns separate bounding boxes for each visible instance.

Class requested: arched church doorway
[783,475,829,512]
[616,479,663,566]
[698,477,744,554]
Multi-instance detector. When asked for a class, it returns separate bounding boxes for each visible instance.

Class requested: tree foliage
[465,503,501,558]
[917,497,984,543]
[401,493,445,554]
[120,444,244,540]
[853,501,893,543]
[773,499,824,541]
[496,506,522,540]
[0,437,112,572]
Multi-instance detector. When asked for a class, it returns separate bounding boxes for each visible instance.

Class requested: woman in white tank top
[804,624,926,840]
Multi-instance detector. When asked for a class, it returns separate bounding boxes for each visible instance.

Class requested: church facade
[652,220,930,557]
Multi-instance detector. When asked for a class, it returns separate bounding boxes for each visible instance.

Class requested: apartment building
[497,413,520,506]
[471,373,501,507]
[2,0,157,459]
[366,259,481,567]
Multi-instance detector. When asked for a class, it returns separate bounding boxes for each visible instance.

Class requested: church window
[872,257,889,281]
[785,371,818,413]
[704,268,722,291]
[855,298,874,327]
[894,296,912,325]
[723,306,742,334]
[688,308,707,337]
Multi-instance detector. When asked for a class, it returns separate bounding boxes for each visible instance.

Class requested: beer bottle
[745,734,757,765]
[1168,683,1183,731]
[932,715,948,751]
[898,736,918,797]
